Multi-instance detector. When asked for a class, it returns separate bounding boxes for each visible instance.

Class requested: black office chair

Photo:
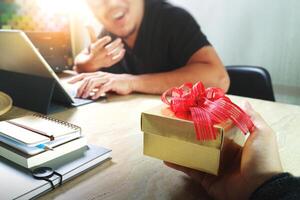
[226,65,275,101]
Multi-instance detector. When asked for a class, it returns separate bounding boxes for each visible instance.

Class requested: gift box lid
[141,105,236,149]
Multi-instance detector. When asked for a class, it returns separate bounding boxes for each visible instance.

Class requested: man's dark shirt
[102,0,210,75]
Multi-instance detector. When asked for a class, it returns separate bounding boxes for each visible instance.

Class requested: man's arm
[69,46,229,98]
[130,46,230,94]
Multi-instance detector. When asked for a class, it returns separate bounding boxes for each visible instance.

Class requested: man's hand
[74,27,126,73]
[165,102,283,200]
[68,72,135,99]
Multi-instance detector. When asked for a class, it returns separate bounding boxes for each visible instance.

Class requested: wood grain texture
[1,94,300,200]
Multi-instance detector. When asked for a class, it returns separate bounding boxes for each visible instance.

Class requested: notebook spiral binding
[32,113,82,133]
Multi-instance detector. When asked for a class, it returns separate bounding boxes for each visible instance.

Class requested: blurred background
[0,0,299,105]
[170,0,300,105]
[0,0,98,72]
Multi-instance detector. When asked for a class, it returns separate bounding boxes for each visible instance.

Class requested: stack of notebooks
[0,114,112,199]
[0,114,86,168]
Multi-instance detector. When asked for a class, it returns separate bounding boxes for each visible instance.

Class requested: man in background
[70,0,229,99]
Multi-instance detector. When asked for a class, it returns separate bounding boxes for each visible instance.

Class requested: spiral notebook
[0,114,82,154]
[0,114,88,168]
[0,114,81,146]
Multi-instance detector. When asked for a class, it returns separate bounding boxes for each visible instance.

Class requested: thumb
[86,25,97,43]
[241,101,267,131]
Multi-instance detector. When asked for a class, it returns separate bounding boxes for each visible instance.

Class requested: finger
[92,81,113,99]
[105,38,122,53]
[163,161,216,189]
[92,82,112,99]
[107,43,124,57]
[83,77,108,98]
[92,89,108,100]
[90,36,112,53]
[76,79,89,98]
[77,74,104,97]
[111,49,126,63]
[68,73,86,84]
[86,26,97,43]
[164,161,206,180]
[101,49,126,69]
[241,102,276,143]
[243,102,268,129]
[239,101,263,130]
[68,72,96,83]
[241,101,256,118]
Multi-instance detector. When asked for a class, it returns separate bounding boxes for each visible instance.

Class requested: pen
[36,144,54,151]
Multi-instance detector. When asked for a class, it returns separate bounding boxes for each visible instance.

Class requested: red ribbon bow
[161,82,255,141]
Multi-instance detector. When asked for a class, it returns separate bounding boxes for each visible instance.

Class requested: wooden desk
[1,94,300,200]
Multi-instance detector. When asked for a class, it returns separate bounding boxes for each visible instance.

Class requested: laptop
[0,30,94,107]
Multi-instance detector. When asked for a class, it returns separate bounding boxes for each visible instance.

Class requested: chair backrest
[226,65,275,101]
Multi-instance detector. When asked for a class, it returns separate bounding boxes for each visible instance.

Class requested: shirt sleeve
[163,6,211,67]
[250,173,300,200]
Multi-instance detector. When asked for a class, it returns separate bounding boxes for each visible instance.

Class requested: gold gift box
[141,105,245,175]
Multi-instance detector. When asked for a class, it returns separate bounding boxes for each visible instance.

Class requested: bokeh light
[0,0,92,31]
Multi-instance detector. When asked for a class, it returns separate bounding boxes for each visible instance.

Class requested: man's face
[86,0,144,38]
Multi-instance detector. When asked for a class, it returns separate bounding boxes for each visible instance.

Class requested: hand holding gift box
[164,102,284,200]
[141,82,255,175]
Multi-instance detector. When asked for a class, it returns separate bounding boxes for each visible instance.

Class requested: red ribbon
[161,82,255,141]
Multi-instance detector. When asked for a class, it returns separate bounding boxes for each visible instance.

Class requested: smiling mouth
[112,11,126,21]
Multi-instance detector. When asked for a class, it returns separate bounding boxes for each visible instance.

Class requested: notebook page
[8,115,78,138]
[0,121,49,146]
